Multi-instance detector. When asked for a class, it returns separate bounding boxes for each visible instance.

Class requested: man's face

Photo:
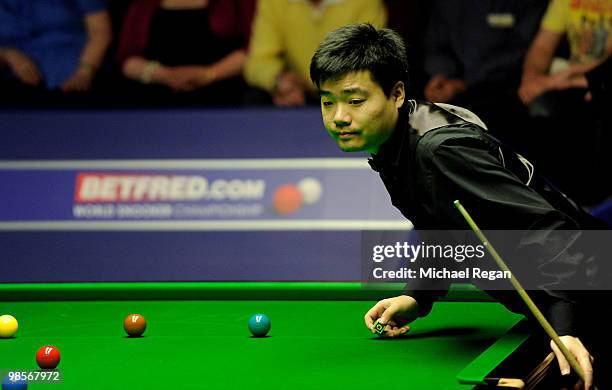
[319,71,404,154]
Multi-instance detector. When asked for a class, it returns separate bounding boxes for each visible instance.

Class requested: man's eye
[322,101,334,107]
[349,99,365,105]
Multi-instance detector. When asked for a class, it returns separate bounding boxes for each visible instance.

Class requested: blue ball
[2,375,27,390]
[248,313,271,337]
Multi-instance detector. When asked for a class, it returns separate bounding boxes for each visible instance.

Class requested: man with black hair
[310,23,609,389]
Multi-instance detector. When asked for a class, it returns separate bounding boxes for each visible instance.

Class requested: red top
[115,0,255,64]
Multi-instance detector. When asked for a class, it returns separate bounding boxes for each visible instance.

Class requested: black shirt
[369,101,607,335]
[145,7,238,66]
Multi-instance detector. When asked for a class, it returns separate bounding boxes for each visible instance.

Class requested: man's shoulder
[415,123,493,160]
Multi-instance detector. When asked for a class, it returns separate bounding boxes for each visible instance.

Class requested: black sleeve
[402,288,450,318]
[586,56,612,106]
[402,229,456,318]
[425,135,586,335]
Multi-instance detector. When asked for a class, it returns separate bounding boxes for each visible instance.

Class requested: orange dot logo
[273,184,303,214]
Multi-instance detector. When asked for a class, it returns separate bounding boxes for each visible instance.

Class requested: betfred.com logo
[75,173,265,203]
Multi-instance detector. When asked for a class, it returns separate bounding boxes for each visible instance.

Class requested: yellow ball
[0,314,18,338]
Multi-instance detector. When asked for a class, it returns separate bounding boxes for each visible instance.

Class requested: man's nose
[333,106,351,128]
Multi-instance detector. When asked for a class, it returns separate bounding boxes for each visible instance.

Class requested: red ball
[36,345,60,369]
[273,184,303,214]
[124,314,146,337]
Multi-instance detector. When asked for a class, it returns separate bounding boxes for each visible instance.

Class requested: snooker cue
[453,200,592,387]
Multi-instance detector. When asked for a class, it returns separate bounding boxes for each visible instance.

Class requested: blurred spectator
[519,0,612,106]
[384,0,432,99]
[0,0,112,104]
[422,0,547,147]
[586,56,612,202]
[517,0,612,206]
[559,55,612,204]
[516,0,612,205]
[115,0,255,106]
[244,0,386,106]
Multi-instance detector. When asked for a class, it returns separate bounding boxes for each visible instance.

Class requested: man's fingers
[426,90,445,102]
[386,320,399,327]
[521,88,538,105]
[565,337,593,390]
[575,352,593,389]
[550,338,594,389]
[274,89,302,106]
[18,69,41,85]
[553,77,588,91]
[517,88,528,104]
[378,302,402,326]
[364,311,376,331]
[385,325,411,338]
[364,299,399,334]
[13,60,41,85]
[429,80,443,90]
[551,340,571,375]
[364,300,387,331]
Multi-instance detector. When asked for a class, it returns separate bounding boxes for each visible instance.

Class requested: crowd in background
[0,0,610,205]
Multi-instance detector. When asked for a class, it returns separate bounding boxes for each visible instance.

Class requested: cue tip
[485,377,526,389]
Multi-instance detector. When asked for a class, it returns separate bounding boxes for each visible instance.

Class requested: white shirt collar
[408,101,488,135]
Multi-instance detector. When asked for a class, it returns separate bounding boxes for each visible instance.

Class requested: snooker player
[309,24,610,389]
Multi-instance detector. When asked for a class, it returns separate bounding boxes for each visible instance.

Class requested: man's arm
[61,10,112,92]
[518,0,578,104]
[243,0,285,93]
[0,3,43,85]
[518,28,565,104]
[425,132,597,387]
[425,132,585,334]
[0,48,42,86]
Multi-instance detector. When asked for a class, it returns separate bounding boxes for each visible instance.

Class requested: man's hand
[364,295,419,337]
[172,66,217,89]
[155,66,200,92]
[273,72,306,106]
[550,336,594,390]
[424,74,466,103]
[518,75,550,105]
[61,67,94,92]
[2,48,42,86]
[518,63,594,105]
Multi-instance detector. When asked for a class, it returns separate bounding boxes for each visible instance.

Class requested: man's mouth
[336,131,359,139]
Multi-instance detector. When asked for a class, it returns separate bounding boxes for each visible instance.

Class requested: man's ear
[391,81,405,109]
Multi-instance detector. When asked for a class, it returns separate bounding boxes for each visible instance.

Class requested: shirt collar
[409,101,488,133]
[368,105,413,172]
[368,100,488,172]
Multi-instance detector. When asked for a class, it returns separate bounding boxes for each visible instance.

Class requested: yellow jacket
[245,0,387,92]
